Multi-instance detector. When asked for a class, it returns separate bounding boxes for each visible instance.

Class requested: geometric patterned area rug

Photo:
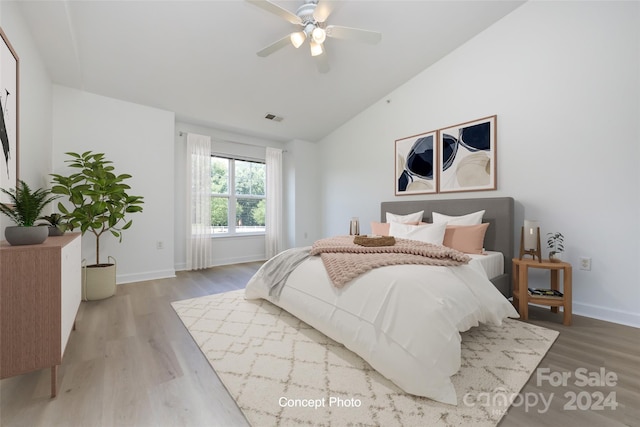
[172,289,559,427]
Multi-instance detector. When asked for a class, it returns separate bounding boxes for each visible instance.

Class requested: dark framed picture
[395,130,438,195]
[0,26,19,203]
[438,115,496,193]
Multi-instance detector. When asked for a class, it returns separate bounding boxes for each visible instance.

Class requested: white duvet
[244,248,518,405]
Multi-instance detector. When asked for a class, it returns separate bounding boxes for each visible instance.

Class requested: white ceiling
[17,0,524,143]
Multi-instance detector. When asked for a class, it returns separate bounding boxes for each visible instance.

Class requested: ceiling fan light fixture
[311,27,326,44]
[290,31,306,48]
[246,0,382,72]
[310,40,324,57]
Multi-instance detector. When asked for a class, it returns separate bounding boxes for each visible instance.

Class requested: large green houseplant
[0,180,59,245]
[51,151,144,299]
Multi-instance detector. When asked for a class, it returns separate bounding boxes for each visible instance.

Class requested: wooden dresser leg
[51,365,58,398]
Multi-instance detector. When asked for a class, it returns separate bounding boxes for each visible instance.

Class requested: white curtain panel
[186,133,212,270]
[265,147,283,259]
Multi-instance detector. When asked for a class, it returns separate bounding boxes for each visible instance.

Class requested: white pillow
[388,222,447,245]
[386,210,424,224]
[432,210,485,225]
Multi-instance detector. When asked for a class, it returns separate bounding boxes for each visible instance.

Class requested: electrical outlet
[156,241,164,250]
[579,257,591,271]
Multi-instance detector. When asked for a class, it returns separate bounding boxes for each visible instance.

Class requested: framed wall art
[0,26,19,204]
[395,130,437,195]
[438,115,496,193]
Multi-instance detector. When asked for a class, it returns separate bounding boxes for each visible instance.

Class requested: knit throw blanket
[310,235,471,288]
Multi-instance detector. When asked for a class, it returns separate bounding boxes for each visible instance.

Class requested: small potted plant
[547,232,565,262]
[38,212,67,236]
[0,180,59,245]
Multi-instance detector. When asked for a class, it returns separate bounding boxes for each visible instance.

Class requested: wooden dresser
[0,232,81,397]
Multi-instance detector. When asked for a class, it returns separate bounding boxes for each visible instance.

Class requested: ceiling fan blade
[246,0,302,25]
[256,34,292,57]
[313,0,343,23]
[325,25,382,44]
[314,51,330,74]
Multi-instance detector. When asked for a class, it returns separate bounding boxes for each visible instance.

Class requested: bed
[245,197,518,405]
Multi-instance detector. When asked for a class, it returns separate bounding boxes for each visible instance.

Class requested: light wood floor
[1,263,638,427]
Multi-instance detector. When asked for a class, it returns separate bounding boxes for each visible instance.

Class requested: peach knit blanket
[310,235,471,288]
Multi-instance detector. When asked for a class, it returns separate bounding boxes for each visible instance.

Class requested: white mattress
[468,250,504,280]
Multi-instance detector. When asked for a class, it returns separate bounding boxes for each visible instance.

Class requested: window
[210,155,266,235]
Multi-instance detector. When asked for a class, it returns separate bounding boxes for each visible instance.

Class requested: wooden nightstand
[512,258,573,326]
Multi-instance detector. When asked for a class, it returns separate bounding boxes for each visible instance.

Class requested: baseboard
[515,299,640,329]
[573,301,640,328]
[116,269,176,285]
[174,255,265,272]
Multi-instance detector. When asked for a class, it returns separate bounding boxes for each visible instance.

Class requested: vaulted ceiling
[17,1,524,142]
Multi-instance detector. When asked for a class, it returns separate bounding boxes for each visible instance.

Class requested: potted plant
[38,212,67,236]
[0,180,59,245]
[51,151,144,300]
[547,232,565,262]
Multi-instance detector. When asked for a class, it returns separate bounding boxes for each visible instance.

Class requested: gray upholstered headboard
[381,197,514,297]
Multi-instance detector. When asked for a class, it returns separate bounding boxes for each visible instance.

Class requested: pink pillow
[442,223,489,254]
[370,222,390,236]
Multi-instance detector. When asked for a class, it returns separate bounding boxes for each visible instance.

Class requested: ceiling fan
[246,0,382,73]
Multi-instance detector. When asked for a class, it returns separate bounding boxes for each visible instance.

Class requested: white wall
[0,1,53,235]
[318,1,640,327]
[52,85,176,284]
[173,121,286,269]
[284,139,321,248]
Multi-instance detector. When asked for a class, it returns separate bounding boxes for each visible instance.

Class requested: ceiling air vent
[264,113,284,122]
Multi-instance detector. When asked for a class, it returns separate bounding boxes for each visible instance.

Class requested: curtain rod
[178,131,287,152]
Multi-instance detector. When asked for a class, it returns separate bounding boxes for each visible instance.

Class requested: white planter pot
[83,261,116,300]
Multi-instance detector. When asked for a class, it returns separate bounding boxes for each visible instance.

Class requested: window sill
[210,233,265,239]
